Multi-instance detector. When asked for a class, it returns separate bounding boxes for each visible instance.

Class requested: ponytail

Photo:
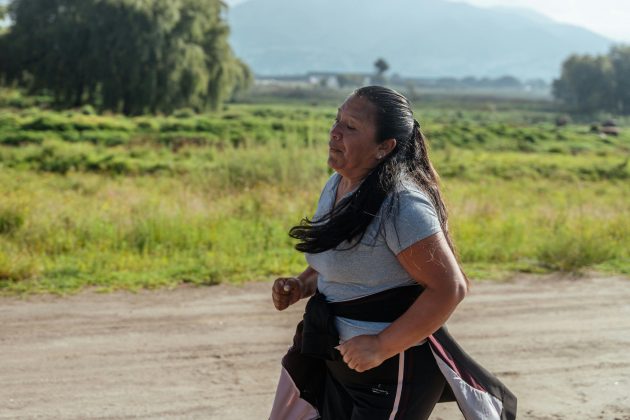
[407,122,470,286]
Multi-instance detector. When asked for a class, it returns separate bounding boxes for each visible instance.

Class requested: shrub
[173,108,196,118]
[80,130,130,147]
[0,251,39,282]
[0,113,20,130]
[160,118,199,132]
[135,118,160,131]
[80,105,97,116]
[0,132,49,146]
[0,207,25,235]
[22,115,73,132]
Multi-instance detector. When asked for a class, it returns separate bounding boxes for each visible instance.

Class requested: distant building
[255,72,373,89]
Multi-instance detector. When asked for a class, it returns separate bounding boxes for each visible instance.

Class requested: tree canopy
[374,58,389,76]
[553,45,630,115]
[0,0,252,115]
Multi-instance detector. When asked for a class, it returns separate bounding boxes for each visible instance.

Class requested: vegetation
[553,45,630,114]
[0,0,251,115]
[0,88,628,294]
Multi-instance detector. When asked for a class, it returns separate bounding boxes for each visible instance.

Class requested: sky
[225,0,630,43]
[448,0,630,42]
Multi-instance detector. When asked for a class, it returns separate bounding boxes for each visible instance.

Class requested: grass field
[0,88,628,294]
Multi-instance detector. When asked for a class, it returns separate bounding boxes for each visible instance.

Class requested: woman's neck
[337,174,363,197]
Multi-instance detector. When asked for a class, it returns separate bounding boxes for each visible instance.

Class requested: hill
[227,0,613,80]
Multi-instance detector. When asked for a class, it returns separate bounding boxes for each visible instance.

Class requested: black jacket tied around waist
[280,285,517,420]
[301,284,424,361]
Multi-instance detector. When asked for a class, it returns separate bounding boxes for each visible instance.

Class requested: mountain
[226,0,614,80]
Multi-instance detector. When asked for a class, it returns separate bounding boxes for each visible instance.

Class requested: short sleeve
[382,189,442,255]
[311,172,339,222]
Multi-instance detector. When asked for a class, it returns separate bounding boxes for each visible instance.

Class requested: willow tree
[0,0,251,114]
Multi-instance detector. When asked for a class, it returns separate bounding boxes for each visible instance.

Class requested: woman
[270,86,516,420]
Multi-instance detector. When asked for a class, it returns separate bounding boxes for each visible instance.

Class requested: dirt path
[1,274,629,419]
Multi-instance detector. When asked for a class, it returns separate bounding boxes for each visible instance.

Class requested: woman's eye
[332,118,355,131]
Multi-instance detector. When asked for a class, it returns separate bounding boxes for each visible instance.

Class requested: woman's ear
[379,138,397,157]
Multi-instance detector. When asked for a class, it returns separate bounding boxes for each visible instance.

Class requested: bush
[173,108,196,118]
[22,115,74,132]
[0,113,20,130]
[158,132,217,149]
[80,130,131,147]
[135,118,160,131]
[80,105,97,116]
[194,117,226,135]
[0,251,39,282]
[0,207,25,235]
[0,132,49,146]
[160,118,199,132]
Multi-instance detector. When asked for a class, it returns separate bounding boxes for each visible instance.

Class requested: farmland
[0,89,628,294]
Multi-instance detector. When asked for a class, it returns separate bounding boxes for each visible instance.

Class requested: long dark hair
[289,86,462,272]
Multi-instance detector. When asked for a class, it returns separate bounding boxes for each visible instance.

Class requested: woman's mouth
[329,144,342,153]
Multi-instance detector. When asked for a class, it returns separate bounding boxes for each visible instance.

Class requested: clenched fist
[272,277,303,311]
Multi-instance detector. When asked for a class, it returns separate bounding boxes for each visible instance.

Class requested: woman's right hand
[272,277,303,311]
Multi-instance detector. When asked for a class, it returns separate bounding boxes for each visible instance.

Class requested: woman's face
[328,95,384,179]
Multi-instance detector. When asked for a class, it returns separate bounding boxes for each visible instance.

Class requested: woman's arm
[272,266,319,311]
[377,232,468,358]
[337,232,468,371]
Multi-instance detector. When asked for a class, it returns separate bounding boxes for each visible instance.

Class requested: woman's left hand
[336,335,389,373]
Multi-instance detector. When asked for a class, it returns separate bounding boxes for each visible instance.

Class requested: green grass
[0,93,628,294]
[0,171,320,293]
[445,179,629,273]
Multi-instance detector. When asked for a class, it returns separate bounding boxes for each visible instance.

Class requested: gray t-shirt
[305,172,442,342]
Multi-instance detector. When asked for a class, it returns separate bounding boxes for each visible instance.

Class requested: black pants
[321,342,446,420]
